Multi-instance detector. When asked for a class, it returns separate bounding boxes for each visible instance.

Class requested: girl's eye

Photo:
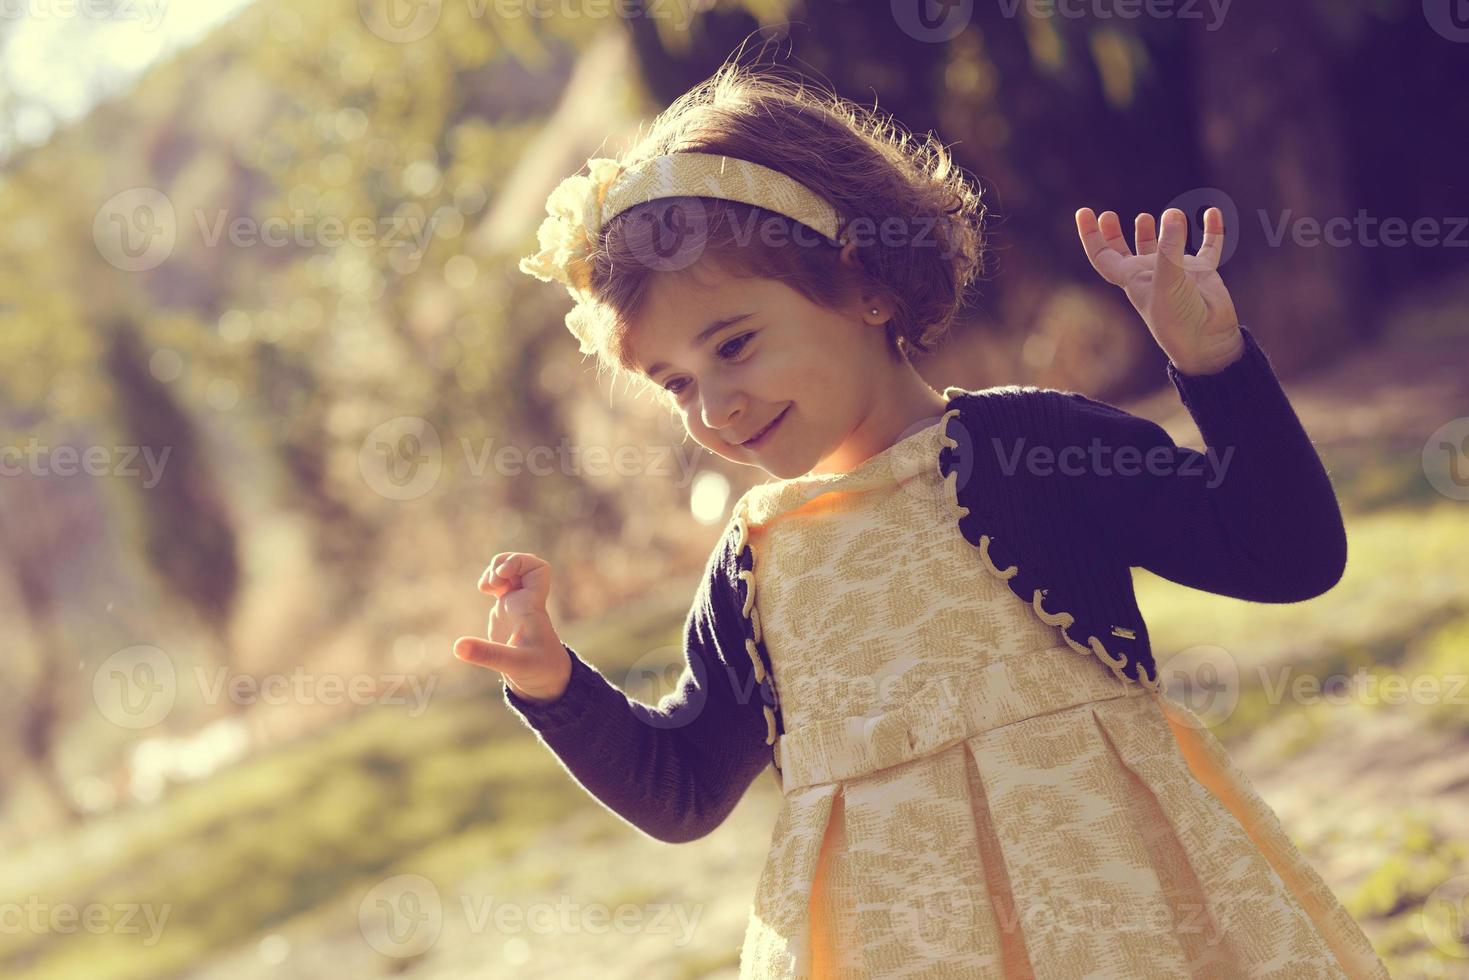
[718,332,754,359]
[663,332,755,396]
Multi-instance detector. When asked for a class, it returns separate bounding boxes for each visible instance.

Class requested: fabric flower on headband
[518,156,625,354]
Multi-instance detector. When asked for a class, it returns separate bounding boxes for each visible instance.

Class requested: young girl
[452,64,1391,979]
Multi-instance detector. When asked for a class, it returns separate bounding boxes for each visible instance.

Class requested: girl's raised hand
[453,552,572,704]
[1075,206,1245,375]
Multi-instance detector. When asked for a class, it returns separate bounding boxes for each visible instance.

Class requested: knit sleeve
[1061,324,1348,602]
[500,530,773,844]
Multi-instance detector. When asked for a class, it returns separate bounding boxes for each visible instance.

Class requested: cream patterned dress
[732,412,1390,979]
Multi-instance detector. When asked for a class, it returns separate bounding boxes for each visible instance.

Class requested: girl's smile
[739,404,790,449]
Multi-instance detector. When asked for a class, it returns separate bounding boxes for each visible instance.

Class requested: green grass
[0,690,573,979]
[1341,810,1469,973]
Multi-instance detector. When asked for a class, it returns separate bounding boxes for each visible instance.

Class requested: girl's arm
[500,536,773,844]
[1069,207,1346,602]
[1067,323,1348,602]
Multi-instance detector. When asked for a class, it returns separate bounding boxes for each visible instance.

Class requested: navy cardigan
[500,324,1347,843]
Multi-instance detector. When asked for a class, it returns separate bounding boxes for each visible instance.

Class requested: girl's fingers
[454,635,517,672]
[1097,210,1134,257]
[1196,206,1225,270]
[479,553,513,591]
[1135,213,1158,256]
[478,554,553,606]
[480,553,527,594]
[1075,207,1131,286]
[1155,208,1190,287]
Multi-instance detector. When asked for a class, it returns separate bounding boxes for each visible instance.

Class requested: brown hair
[580,61,988,396]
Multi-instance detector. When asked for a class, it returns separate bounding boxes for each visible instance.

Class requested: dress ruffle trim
[731,511,786,779]
[937,404,1165,694]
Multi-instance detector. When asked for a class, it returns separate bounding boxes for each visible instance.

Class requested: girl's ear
[837,241,885,319]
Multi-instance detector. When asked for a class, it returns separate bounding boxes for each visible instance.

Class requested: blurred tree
[0,476,84,825]
[102,318,242,693]
[1193,1,1366,371]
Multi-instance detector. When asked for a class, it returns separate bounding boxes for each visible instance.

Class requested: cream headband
[518,152,849,355]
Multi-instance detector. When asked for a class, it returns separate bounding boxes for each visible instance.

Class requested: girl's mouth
[742,405,789,448]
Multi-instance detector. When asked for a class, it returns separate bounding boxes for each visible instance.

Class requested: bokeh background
[3,1,1468,977]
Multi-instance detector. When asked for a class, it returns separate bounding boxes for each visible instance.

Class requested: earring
[870,307,880,316]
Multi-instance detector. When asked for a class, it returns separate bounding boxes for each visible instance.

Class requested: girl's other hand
[453,553,572,704]
[1075,206,1245,375]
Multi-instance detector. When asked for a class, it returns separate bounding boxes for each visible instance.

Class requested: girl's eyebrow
[644,312,755,379]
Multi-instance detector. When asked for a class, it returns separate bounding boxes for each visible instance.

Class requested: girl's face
[627,254,927,480]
